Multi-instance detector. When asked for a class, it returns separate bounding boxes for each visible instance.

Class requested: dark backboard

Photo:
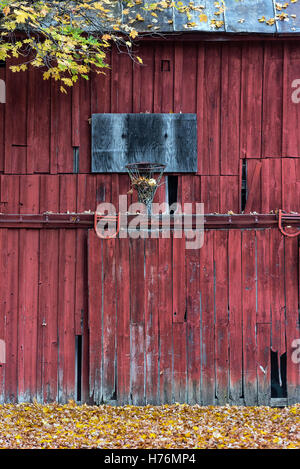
[91,113,197,173]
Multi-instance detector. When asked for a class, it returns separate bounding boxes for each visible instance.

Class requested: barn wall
[0,39,300,404]
[0,40,300,214]
[88,229,299,406]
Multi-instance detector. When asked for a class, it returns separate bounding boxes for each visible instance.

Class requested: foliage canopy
[0,0,217,91]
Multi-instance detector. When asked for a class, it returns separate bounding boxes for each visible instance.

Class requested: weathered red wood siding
[0,41,300,210]
[88,230,300,406]
[0,39,299,404]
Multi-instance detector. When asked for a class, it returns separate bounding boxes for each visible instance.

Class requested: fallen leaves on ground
[0,402,298,449]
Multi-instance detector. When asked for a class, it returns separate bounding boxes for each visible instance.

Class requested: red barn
[0,1,299,406]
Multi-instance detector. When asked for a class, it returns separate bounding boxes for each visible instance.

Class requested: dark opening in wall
[271,350,287,398]
[75,335,83,402]
[0,61,5,68]
[167,175,178,213]
[73,147,79,174]
[241,159,247,212]
[161,60,170,72]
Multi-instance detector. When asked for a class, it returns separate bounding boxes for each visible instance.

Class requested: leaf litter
[0,402,298,449]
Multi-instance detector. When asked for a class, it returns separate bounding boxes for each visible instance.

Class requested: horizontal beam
[0,213,299,230]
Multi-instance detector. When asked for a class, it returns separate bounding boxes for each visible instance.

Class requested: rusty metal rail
[0,212,299,230]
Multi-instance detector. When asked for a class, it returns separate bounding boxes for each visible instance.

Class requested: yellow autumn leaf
[199,13,208,22]
[129,29,138,39]
[3,6,10,16]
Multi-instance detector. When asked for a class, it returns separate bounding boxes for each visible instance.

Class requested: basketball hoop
[126,162,166,214]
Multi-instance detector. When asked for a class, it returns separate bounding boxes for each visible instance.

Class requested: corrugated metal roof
[128,0,300,34]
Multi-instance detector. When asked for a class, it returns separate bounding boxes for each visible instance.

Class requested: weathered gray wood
[91,113,197,173]
[174,0,225,32]
[224,0,276,33]
[91,114,127,172]
[270,398,288,407]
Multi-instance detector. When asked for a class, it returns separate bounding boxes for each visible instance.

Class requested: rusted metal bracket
[278,209,300,238]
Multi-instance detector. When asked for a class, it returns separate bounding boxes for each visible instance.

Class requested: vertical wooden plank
[18,230,39,401]
[220,176,240,213]
[78,76,92,173]
[38,174,59,402]
[129,238,145,405]
[130,238,145,324]
[4,230,18,402]
[133,44,154,113]
[214,230,229,405]
[262,43,283,158]
[50,80,73,174]
[0,229,7,402]
[256,230,271,325]
[200,176,219,213]
[221,44,241,175]
[130,323,145,405]
[186,241,201,404]
[0,175,20,213]
[116,238,131,405]
[102,238,117,402]
[144,238,159,404]
[244,160,262,213]
[241,230,257,405]
[181,175,195,209]
[228,230,243,404]
[172,235,187,403]
[10,147,27,175]
[111,48,133,113]
[158,238,173,404]
[270,229,286,359]
[256,230,271,406]
[18,176,39,402]
[0,66,5,172]
[88,230,103,404]
[200,230,215,405]
[57,229,76,403]
[173,42,183,113]
[154,43,174,113]
[59,174,77,213]
[19,175,40,214]
[27,67,51,174]
[72,82,80,148]
[74,229,86,337]
[91,50,111,114]
[257,323,271,406]
[4,58,28,174]
[39,175,60,213]
[37,229,59,402]
[285,237,300,404]
[77,174,97,212]
[182,43,197,113]
[240,42,263,159]
[261,158,282,213]
[75,229,89,403]
[196,44,205,175]
[201,44,221,175]
[172,236,186,323]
